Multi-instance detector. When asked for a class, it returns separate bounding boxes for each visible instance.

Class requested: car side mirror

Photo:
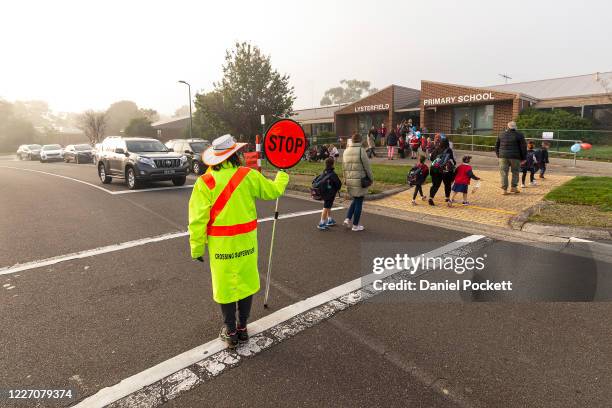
[185,150,193,154]
[115,148,125,154]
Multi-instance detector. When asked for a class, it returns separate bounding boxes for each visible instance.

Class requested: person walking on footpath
[342,132,374,231]
[495,121,527,195]
[521,141,538,188]
[428,137,456,206]
[408,155,429,205]
[449,155,480,207]
[312,157,342,230]
[367,126,377,158]
[535,141,550,179]
[386,128,398,160]
[188,134,289,349]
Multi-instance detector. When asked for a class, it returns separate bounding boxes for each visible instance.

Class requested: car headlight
[138,157,156,167]
[180,155,188,165]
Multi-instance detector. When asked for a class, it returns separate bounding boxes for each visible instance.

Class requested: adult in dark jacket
[428,138,456,206]
[386,129,398,160]
[495,121,527,194]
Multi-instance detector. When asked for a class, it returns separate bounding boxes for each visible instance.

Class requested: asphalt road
[1,157,610,408]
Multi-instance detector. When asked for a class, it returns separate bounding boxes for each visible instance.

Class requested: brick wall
[419,81,527,135]
[335,86,394,138]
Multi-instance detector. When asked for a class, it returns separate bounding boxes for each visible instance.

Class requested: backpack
[311,172,335,201]
[407,166,422,185]
[431,150,454,174]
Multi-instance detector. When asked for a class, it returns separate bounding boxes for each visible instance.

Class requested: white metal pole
[263,197,280,308]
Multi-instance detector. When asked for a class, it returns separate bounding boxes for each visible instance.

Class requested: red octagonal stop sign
[264,119,307,169]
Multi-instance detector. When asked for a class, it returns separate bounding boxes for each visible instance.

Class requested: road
[0,157,610,408]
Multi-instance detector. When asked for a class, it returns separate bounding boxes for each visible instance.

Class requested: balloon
[570,143,581,153]
[580,143,592,150]
[415,131,421,138]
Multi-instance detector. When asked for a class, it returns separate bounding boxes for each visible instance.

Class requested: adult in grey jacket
[342,133,374,231]
[495,121,527,194]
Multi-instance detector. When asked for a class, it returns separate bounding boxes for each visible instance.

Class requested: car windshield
[189,142,208,153]
[42,145,62,150]
[126,140,168,152]
[75,144,92,151]
[28,144,41,150]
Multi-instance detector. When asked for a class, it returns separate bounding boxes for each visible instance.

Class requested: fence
[422,129,612,163]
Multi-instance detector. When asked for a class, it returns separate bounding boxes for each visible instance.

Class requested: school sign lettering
[423,92,495,106]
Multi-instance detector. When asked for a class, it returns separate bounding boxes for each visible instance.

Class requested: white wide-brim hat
[203,134,247,166]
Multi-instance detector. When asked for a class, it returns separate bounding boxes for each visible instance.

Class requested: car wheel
[172,176,186,186]
[98,163,112,184]
[193,161,202,175]
[126,167,139,190]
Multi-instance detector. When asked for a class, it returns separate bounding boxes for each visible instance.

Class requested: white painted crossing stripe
[0,207,343,276]
[72,235,485,408]
[0,166,194,195]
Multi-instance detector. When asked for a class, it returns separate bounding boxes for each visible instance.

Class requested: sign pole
[261,118,307,309]
[263,195,280,308]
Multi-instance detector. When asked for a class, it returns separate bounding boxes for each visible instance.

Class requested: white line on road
[0,207,343,276]
[72,235,485,408]
[0,166,193,195]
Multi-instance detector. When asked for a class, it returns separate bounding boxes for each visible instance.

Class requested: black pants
[522,169,535,184]
[220,295,253,332]
[412,184,424,200]
[429,172,453,200]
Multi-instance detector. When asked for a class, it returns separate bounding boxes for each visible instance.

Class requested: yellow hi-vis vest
[188,164,289,304]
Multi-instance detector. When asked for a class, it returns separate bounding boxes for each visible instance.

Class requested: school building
[292,71,612,139]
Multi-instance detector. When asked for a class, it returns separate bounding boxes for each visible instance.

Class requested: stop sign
[263,119,307,169]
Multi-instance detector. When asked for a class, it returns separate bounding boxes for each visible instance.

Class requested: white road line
[0,166,113,194]
[72,234,485,408]
[0,165,193,195]
[0,207,343,276]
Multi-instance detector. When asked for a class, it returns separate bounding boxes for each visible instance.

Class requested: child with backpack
[534,142,549,179]
[311,157,342,230]
[521,141,538,188]
[449,155,480,207]
[408,155,429,205]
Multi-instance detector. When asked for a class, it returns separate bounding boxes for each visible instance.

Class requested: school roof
[291,104,348,124]
[486,71,612,100]
[151,116,190,129]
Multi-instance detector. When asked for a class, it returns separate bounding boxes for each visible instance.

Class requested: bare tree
[78,110,107,144]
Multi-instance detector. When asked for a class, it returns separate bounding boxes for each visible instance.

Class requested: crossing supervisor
[189,134,289,348]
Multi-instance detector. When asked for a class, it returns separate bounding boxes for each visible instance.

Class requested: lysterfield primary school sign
[354,103,390,112]
[423,92,495,106]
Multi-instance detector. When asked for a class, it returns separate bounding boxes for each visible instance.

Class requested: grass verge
[528,176,612,228]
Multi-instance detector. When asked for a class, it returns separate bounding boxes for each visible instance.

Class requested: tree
[173,105,190,118]
[193,41,295,143]
[516,108,592,130]
[105,100,140,134]
[320,80,379,106]
[124,117,156,137]
[0,99,40,152]
[139,108,159,122]
[77,110,107,144]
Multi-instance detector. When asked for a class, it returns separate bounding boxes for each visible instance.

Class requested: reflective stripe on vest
[206,167,255,236]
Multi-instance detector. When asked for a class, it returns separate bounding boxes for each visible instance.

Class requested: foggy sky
[2,0,611,116]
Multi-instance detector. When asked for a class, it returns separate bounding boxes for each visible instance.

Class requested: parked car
[97,136,189,190]
[63,144,94,164]
[40,144,64,162]
[16,144,42,160]
[165,138,210,175]
[92,143,102,165]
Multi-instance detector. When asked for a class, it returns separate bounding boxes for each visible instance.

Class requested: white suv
[40,144,64,162]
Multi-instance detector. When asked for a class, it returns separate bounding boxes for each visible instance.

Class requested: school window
[452,105,494,134]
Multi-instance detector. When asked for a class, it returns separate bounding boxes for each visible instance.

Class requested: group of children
[408,154,480,207]
[309,140,551,229]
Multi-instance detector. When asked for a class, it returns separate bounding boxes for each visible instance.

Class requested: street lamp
[178,80,193,139]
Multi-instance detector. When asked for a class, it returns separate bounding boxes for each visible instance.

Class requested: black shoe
[237,325,249,343]
[220,326,238,349]
[428,198,435,206]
